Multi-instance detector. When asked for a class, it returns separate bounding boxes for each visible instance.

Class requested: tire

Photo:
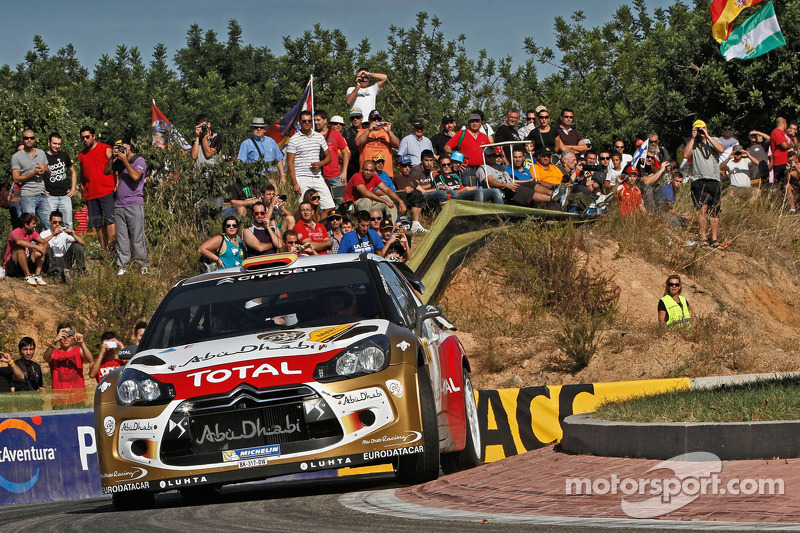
[395,365,440,484]
[180,484,222,502]
[441,368,482,474]
[112,490,155,511]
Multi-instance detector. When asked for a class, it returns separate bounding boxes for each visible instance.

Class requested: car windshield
[141,264,382,351]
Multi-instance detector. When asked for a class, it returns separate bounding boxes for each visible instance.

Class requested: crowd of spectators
[0,322,146,393]
[5,66,800,286]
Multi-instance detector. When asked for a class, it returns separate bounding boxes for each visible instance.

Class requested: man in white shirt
[40,210,85,283]
[720,144,760,203]
[345,68,388,124]
[285,110,333,215]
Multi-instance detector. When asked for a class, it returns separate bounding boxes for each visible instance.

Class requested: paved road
[0,473,684,533]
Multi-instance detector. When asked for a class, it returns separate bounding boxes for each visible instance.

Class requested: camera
[358,76,370,83]
[116,145,126,154]
[200,124,208,133]
[104,340,118,349]
[375,122,386,127]
[583,164,603,172]
[64,329,75,337]
[278,194,288,201]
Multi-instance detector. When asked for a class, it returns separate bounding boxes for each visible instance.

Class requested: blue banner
[0,410,102,505]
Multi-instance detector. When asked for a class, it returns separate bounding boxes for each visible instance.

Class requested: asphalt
[344,445,800,530]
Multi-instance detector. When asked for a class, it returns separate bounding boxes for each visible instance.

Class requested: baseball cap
[368,110,382,121]
[380,219,394,230]
[441,114,455,124]
[732,144,743,152]
[534,105,548,115]
[623,164,639,175]
[372,152,386,162]
[327,208,343,219]
[483,146,502,155]
[467,113,482,122]
[397,216,411,228]
[412,120,424,130]
[693,119,707,129]
[536,147,553,157]
[349,108,363,118]
[398,155,413,165]
[450,151,465,163]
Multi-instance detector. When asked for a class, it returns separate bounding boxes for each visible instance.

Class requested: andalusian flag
[711,0,763,42]
[720,2,785,61]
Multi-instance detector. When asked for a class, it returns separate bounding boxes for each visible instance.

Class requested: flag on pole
[151,100,191,151]
[720,2,785,61]
[265,77,314,148]
[711,0,763,42]
[631,139,649,168]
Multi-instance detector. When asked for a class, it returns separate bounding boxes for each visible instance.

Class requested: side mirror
[415,304,443,334]
[118,344,138,361]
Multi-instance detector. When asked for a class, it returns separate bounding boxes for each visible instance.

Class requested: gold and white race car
[95,253,480,509]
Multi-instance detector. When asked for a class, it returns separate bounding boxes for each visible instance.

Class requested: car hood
[128,320,391,398]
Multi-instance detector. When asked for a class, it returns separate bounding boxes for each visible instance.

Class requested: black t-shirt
[225,182,255,202]
[13,359,43,391]
[45,151,73,196]
[0,366,14,392]
[527,128,559,152]
[494,124,520,160]
[431,131,455,157]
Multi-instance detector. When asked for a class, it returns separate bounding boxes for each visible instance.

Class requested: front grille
[160,385,342,466]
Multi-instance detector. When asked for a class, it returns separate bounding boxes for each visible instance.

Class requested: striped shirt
[286,131,328,179]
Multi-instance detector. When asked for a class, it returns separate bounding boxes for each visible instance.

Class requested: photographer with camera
[191,114,221,167]
[105,140,148,275]
[345,68,388,122]
[785,150,799,213]
[294,201,332,255]
[89,331,124,382]
[260,183,295,232]
[721,144,760,204]
[43,323,93,390]
[684,120,725,248]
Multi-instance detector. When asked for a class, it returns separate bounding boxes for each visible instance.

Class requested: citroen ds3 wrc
[95,253,481,509]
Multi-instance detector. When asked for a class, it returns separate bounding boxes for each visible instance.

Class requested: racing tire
[441,368,482,474]
[180,484,222,502]
[394,365,440,484]
[112,490,155,511]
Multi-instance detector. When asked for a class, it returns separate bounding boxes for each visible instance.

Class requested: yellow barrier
[340,377,690,475]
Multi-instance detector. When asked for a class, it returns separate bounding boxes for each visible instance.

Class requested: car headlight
[314,335,391,382]
[117,368,176,406]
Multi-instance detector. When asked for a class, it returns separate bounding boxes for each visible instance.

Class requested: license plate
[238,458,268,469]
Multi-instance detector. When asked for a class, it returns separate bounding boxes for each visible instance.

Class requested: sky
[2,0,677,80]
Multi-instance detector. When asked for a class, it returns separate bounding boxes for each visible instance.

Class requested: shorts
[690,179,721,215]
[87,193,116,228]
[773,164,787,185]
[4,255,34,277]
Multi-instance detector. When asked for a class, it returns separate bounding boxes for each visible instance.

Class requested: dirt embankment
[440,235,800,390]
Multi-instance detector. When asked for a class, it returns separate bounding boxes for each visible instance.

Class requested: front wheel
[441,368,482,474]
[395,365,440,484]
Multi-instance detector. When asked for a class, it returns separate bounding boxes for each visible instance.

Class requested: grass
[595,375,800,423]
[0,388,95,413]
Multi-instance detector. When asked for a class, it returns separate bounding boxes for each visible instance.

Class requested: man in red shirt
[89,331,125,382]
[616,165,646,217]
[343,160,406,224]
[76,126,115,251]
[314,110,350,187]
[771,117,793,188]
[294,202,332,254]
[445,113,491,169]
[43,323,93,390]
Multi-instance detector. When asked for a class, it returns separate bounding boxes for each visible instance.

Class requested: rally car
[95,253,481,509]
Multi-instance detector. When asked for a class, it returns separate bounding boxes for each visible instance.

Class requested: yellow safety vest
[661,294,691,330]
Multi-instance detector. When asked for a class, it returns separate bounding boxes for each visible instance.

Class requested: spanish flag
[711,0,763,42]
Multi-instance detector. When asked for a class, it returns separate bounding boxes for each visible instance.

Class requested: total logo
[0,418,57,494]
[186,362,302,387]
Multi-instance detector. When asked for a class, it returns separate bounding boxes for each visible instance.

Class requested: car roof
[181,252,387,287]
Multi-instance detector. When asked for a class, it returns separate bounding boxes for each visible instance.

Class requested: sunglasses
[527,116,537,121]
[615,145,624,149]
[225,223,238,228]
[300,119,312,123]
[23,136,35,140]
[328,216,342,221]
[51,220,63,225]
[253,211,266,216]
[668,282,681,287]
[252,126,265,130]
[370,216,383,221]
[562,115,574,119]
[440,163,452,167]
[599,157,610,160]
[286,241,298,245]
[539,115,550,119]
[310,195,320,200]
[81,135,92,139]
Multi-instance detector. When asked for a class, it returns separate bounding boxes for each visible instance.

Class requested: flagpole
[309,75,315,118]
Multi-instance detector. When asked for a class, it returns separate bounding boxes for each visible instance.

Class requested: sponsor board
[179,343,320,368]
[186,361,302,386]
[222,444,281,462]
[102,481,150,494]
[333,388,384,406]
[196,416,300,445]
